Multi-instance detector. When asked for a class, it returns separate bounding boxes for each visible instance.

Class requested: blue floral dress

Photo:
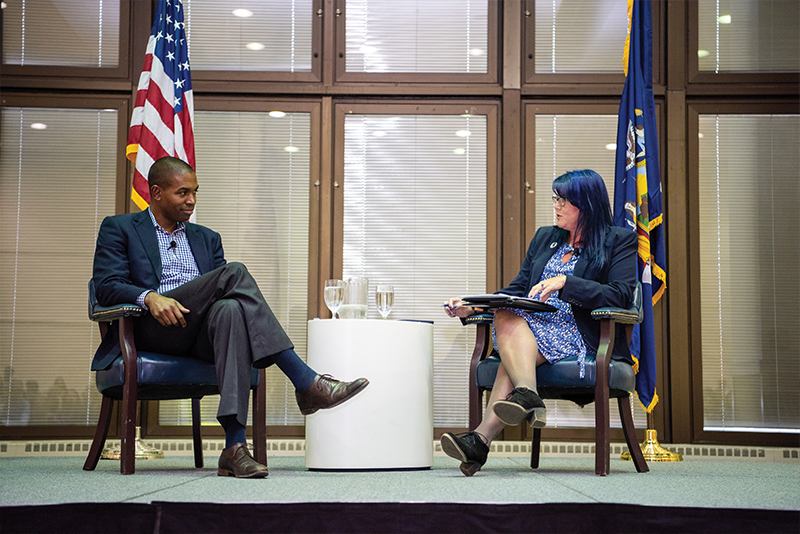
[492,243,588,378]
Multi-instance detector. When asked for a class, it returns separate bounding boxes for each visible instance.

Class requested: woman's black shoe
[493,387,547,428]
[440,431,489,477]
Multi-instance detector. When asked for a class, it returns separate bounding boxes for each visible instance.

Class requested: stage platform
[1,445,798,533]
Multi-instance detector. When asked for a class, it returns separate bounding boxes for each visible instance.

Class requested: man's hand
[144,292,190,327]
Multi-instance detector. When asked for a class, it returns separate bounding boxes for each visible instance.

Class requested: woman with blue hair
[441,169,637,476]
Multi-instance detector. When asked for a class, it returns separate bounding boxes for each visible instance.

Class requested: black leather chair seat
[96,352,260,401]
[476,353,635,407]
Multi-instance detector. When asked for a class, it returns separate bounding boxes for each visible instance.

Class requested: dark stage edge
[2,502,798,534]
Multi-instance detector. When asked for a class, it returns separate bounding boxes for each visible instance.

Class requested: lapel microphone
[169,240,177,250]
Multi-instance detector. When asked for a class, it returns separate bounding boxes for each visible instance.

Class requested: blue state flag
[613,0,665,413]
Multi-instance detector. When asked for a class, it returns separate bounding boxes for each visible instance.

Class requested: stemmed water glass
[324,279,344,319]
[375,284,394,319]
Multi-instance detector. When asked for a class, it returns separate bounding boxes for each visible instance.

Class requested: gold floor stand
[100,426,165,460]
[621,429,683,462]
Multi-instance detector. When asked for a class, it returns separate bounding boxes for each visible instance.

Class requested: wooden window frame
[686,99,800,448]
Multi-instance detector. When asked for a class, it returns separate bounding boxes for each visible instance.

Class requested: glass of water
[376,284,394,319]
[324,279,344,319]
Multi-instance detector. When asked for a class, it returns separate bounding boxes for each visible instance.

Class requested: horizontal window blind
[698,114,800,433]
[185,0,313,72]
[534,114,646,429]
[534,0,628,74]
[345,0,488,73]
[158,110,312,427]
[697,0,800,73]
[0,107,117,427]
[343,113,487,428]
[2,0,120,67]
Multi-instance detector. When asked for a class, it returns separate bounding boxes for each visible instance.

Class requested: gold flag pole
[101,404,164,460]
[622,409,683,462]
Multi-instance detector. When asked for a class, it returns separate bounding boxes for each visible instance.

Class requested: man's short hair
[148,156,195,191]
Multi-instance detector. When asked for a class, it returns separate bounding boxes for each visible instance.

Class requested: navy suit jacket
[499,225,637,362]
[91,210,226,370]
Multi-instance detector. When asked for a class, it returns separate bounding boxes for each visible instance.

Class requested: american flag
[127,0,195,209]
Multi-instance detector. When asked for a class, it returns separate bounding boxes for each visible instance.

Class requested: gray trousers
[134,262,293,426]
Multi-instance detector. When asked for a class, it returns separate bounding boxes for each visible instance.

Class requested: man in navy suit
[92,156,368,478]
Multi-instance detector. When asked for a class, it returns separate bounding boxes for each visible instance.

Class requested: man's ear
[150,184,162,202]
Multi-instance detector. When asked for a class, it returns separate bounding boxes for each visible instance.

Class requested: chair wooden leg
[468,324,491,430]
[618,396,649,473]
[594,318,615,476]
[83,396,114,471]
[530,427,542,469]
[119,316,138,475]
[253,369,267,466]
[191,398,203,468]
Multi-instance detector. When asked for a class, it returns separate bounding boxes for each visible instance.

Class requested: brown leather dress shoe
[217,443,268,478]
[295,374,369,415]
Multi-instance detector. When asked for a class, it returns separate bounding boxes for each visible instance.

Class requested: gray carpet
[1,455,797,511]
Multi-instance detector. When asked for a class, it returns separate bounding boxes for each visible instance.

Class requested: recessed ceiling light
[284,146,300,153]
[30,123,47,130]
[269,111,286,118]
[453,148,466,155]
[455,130,472,137]
[697,50,710,58]
[232,9,253,18]
[698,133,705,139]
[605,143,617,151]
[1,2,7,9]
[469,48,484,56]
[717,15,731,24]
[246,42,266,51]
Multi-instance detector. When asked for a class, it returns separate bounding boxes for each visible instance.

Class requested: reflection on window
[345,0,488,73]
[185,0,313,72]
[534,0,628,74]
[342,113,487,426]
[533,113,647,429]
[2,0,120,67]
[159,110,312,426]
[0,107,117,426]
[698,114,800,432]
[697,0,800,73]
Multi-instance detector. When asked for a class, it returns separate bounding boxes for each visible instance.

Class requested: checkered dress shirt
[136,208,201,308]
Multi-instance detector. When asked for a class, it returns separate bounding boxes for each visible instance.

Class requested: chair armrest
[88,279,147,322]
[590,281,643,325]
[90,303,147,322]
[460,312,494,326]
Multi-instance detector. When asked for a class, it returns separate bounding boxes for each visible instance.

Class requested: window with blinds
[342,113,487,428]
[0,107,118,427]
[184,0,314,72]
[533,113,646,429]
[698,114,800,433]
[534,0,628,74]
[158,110,312,427]
[697,0,800,73]
[344,0,488,74]
[1,0,120,67]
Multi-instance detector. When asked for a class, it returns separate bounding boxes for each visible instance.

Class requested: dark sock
[272,348,318,392]
[219,415,247,449]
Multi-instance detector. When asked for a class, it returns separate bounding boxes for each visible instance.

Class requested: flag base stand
[622,428,683,462]
[100,426,165,460]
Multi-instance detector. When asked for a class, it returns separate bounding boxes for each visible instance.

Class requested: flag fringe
[126,143,139,163]
[131,188,149,211]
[635,389,659,413]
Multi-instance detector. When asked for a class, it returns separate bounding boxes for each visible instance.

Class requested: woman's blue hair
[552,169,613,274]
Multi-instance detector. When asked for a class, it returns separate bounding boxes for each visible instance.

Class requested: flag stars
[175,79,184,89]
[166,51,175,61]
[155,31,163,41]
[167,14,172,24]
[174,97,181,107]
[165,33,174,44]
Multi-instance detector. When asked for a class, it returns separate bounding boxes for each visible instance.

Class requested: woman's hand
[443,297,476,318]
[528,275,566,302]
